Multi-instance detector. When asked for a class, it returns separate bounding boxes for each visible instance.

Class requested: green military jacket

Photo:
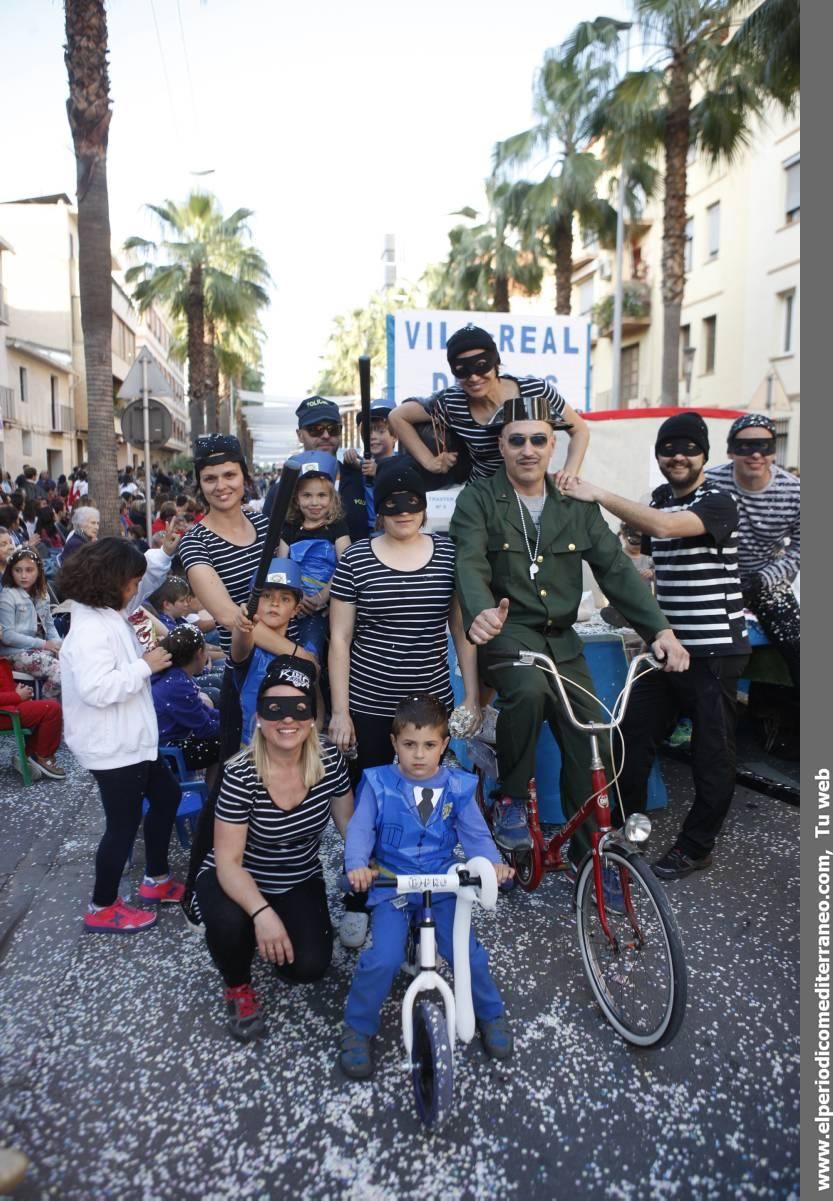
[449,466,669,663]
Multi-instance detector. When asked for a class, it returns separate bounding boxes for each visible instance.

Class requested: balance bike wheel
[411,999,454,1130]
[512,840,544,892]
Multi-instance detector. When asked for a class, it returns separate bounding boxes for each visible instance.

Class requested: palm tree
[64,0,121,535]
[565,2,765,403]
[493,50,627,315]
[123,194,270,439]
[727,0,800,112]
[429,179,543,313]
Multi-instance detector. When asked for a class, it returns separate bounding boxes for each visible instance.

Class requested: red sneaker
[84,898,158,935]
[224,983,266,1043]
[137,877,186,906]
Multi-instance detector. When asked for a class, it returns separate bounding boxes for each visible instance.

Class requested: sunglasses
[256,695,314,722]
[656,439,702,458]
[304,423,341,438]
[729,438,775,457]
[505,433,550,448]
[451,352,498,380]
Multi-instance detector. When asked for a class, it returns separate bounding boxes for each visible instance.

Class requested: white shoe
[11,751,42,782]
[339,910,369,948]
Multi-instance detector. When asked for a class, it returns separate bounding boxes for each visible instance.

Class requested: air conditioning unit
[598,259,613,281]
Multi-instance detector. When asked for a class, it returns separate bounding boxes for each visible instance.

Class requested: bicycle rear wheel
[575,847,687,1048]
[411,1000,454,1129]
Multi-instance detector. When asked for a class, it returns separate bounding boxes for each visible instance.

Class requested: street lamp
[608,18,633,412]
[683,346,696,399]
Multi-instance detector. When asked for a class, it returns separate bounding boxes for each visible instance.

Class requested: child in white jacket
[59,537,184,935]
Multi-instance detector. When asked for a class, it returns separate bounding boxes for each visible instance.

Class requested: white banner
[386,309,591,410]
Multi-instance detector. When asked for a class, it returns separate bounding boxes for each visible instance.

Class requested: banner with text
[386,309,591,410]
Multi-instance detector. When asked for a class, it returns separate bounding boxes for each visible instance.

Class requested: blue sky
[2,0,631,396]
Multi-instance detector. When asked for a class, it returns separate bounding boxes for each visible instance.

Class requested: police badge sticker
[442,802,453,821]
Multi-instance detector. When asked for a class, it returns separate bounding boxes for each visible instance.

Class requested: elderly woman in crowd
[194,656,353,1043]
[61,505,101,562]
[389,323,589,489]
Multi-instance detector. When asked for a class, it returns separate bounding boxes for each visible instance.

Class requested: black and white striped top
[426,375,567,481]
[706,462,801,588]
[329,534,456,716]
[648,481,749,657]
[199,742,350,893]
[177,511,269,655]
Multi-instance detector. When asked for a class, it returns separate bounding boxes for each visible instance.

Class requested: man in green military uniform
[449,396,689,863]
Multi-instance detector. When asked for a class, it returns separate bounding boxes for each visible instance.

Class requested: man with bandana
[450,397,687,870]
[564,412,750,879]
[707,414,800,688]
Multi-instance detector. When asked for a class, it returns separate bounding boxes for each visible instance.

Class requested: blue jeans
[345,895,504,1036]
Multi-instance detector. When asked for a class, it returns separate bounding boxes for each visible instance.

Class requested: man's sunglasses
[729,437,776,457]
[451,352,498,380]
[305,423,341,437]
[505,433,550,448]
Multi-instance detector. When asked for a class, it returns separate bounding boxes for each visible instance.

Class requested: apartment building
[0,194,188,481]
[572,101,800,466]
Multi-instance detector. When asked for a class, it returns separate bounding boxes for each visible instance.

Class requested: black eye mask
[729,438,776,457]
[656,438,702,458]
[256,695,316,722]
[380,492,425,515]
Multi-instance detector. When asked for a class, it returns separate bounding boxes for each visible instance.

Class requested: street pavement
[0,748,799,1201]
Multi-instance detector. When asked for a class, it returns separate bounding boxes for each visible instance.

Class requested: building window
[684,218,693,273]
[51,375,60,430]
[582,226,598,250]
[621,344,639,403]
[780,289,796,354]
[112,314,136,364]
[21,429,32,456]
[679,324,691,379]
[784,156,800,224]
[578,277,594,317]
[706,202,720,259]
[702,316,717,374]
[18,366,28,403]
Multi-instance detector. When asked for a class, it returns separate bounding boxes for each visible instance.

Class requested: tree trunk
[186,265,205,440]
[64,0,120,537]
[204,319,219,434]
[493,273,510,313]
[660,57,691,407]
[552,221,573,315]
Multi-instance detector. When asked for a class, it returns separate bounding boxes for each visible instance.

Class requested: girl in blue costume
[277,453,350,662]
[230,557,317,745]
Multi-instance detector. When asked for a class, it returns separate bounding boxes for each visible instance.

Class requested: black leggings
[90,758,181,907]
[195,869,333,988]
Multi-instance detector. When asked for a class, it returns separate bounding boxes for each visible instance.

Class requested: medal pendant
[529,563,539,579]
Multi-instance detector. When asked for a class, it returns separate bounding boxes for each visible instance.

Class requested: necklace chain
[514,489,542,572]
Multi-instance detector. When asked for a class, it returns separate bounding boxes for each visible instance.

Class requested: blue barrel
[448,634,667,823]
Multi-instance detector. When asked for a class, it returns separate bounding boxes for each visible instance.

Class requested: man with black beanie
[564,412,749,879]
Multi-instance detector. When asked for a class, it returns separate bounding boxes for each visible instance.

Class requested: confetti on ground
[0,751,799,1200]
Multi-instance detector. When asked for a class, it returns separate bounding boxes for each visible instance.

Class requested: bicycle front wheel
[411,1000,454,1129]
[575,847,687,1048]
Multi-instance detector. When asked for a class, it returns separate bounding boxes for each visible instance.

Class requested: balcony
[593,281,652,338]
[0,385,14,423]
[0,283,8,326]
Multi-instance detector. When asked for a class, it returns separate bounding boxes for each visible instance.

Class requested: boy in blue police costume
[338,693,514,1079]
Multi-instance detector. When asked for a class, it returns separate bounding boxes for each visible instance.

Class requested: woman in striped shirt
[388,323,589,488]
[328,465,480,771]
[195,656,353,1043]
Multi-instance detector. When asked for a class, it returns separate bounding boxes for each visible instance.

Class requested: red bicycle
[466,649,687,1048]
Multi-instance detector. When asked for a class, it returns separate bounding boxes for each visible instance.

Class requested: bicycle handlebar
[491,650,662,734]
[340,869,482,895]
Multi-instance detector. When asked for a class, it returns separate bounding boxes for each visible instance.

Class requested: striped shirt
[177,511,269,655]
[648,481,749,657]
[706,462,800,588]
[199,741,350,893]
[424,375,567,481]
[329,534,456,716]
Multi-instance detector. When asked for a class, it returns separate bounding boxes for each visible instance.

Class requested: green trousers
[483,639,613,864]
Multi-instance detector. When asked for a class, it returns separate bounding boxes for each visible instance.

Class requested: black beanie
[655,412,709,460]
[446,324,498,364]
[374,465,427,509]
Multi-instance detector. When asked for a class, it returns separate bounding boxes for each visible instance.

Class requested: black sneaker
[477,1014,514,1060]
[339,1026,373,1079]
[652,846,712,880]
